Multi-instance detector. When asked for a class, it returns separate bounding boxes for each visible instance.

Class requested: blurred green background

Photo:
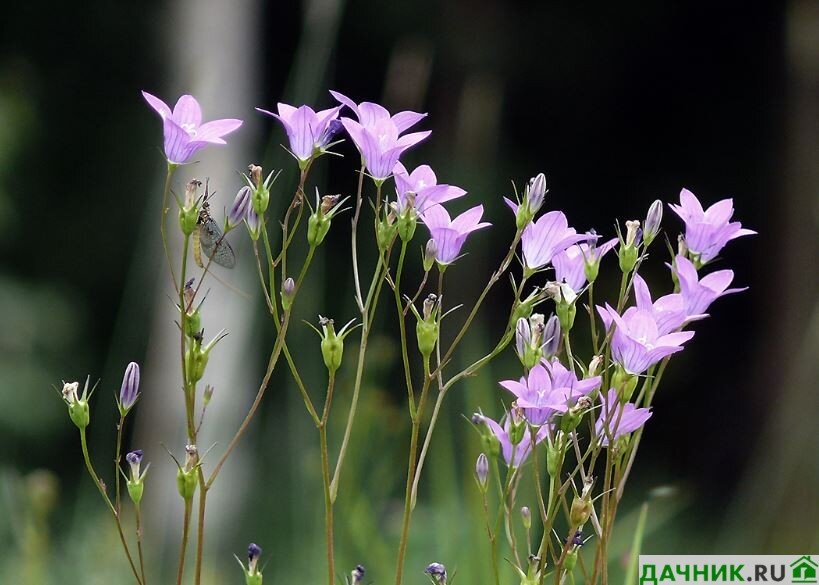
[1,0,818,583]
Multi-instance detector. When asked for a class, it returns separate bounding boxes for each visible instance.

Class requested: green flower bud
[62,381,90,429]
[521,506,532,530]
[613,366,638,401]
[397,208,417,242]
[280,277,295,311]
[176,445,198,501]
[308,212,331,247]
[508,408,526,446]
[319,317,343,373]
[546,438,561,477]
[618,220,641,273]
[413,294,440,359]
[179,179,202,236]
[376,216,398,252]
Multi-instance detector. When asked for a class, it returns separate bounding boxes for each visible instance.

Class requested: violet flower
[673,255,747,316]
[142,91,242,165]
[500,358,601,425]
[256,103,342,165]
[597,302,695,375]
[521,211,595,271]
[331,90,430,182]
[419,205,490,265]
[392,162,466,214]
[669,188,755,264]
[630,273,693,334]
[552,239,618,293]
[473,413,549,467]
[595,389,652,446]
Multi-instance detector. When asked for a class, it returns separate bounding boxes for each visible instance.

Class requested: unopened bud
[542,314,561,358]
[643,199,663,246]
[229,186,252,228]
[118,362,140,414]
[521,506,532,530]
[246,208,262,241]
[475,453,489,491]
[281,277,296,311]
[425,562,447,584]
[423,239,438,272]
[527,173,547,214]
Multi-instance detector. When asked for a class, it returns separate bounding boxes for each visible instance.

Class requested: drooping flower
[392,162,466,214]
[597,302,695,375]
[256,103,342,165]
[500,358,601,425]
[552,238,618,293]
[669,188,755,264]
[142,91,242,165]
[521,212,595,271]
[595,389,652,446]
[672,255,747,316]
[472,413,549,467]
[331,90,430,181]
[419,205,490,265]
[119,362,140,413]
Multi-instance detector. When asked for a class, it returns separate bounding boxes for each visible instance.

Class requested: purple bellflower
[595,389,652,446]
[392,162,466,214]
[552,239,618,293]
[597,300,695,375]
[673,255,747,316]
[331,90,430,182]
[473,413,549,467]
[142,91,242,165]
[669,188,755,264]
[500,358,601,426]
[257,103,342,165]
[419,204,490,265]
[521,212,594,271]
[629,273,695,334]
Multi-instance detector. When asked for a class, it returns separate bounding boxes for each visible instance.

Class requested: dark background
[1,0,817,583]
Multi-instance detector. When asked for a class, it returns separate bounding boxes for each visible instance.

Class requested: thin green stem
[159,163,179,293]
[393,241,415,412]
[176,499,192,585]
[135,504,147,585]
[319,372,336,585]
[114,414,125,513]
[481,488,501,585]
[79,428,142,585]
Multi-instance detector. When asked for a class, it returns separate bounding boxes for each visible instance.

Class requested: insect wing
[198,216,236,269]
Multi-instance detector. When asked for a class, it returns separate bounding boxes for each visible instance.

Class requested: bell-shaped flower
[472,413,549,467]
[419,204,490,265]
[597,303,694,375]
[595,389,652,446]
[672,255,747,317]
[552,238,618,293]
[669,188,755,264]
[630,273,693,334]
[142,91,242,165]
[521,211,595,271]
[331,90,430,182]
[257,102,342,165]
[500,358,601,425]
[392,162,466,214]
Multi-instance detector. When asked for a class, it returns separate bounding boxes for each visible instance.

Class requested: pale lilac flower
[669,188,755,263]
[673,255,747,316]
[119,362,140,412]
[521,212,595,271]
[392,162,466,214]
[331,90,430,181]
[473,413,549,467]
[256,103,342,163]
[643,199,664,245]
[552,238,618,292]
[475,453,489,488]
[500,358,601,425]
[419,205,490,265]
[630,273,692,334]
[595,389,652,446]
[142,91,242,165]
[597,302,694,375]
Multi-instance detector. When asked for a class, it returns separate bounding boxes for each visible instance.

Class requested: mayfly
[193,186,236,269]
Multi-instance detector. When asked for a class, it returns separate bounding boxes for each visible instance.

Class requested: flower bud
[281,277,296,311]
[246,207,262,241]
[308,211,331,247]
[423,239,438,272]
[229,186,252,228]
[250,164,270,215]
[475,453,489,491]
[425,562,447,584]
[118,362,140,415]
[508,408,527,446]
[520,506,532,530]
[472,413,501,459]
[546,434,562,477]
[397,207,418,242]
[376,214,398,251]
[351,565,366,585]
[126,450,147,505]
[613,366,638,401]
[179,179,201,236]
[242,543,264,585]
[527,173,547,214]
[643,199,663,246]
[542,314,561,359]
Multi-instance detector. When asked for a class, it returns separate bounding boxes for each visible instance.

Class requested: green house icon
[791,556,818,584]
